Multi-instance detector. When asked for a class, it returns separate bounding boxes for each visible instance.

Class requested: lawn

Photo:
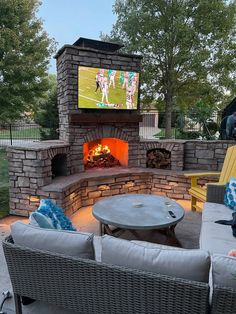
[78,66,139,109]
[0,148,9,218]
[155,128,177,138]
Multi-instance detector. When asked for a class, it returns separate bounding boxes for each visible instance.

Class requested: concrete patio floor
[0,200,201,314]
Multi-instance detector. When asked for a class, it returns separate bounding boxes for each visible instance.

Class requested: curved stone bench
[38,168,195,216]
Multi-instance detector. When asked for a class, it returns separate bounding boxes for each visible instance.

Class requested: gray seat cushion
[101,235,210,282]
[202,202,233,222]
[200,202,236,255]
[11,221,94,259]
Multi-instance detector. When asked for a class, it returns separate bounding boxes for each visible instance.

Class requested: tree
[104,0,236,138]
[34,74,59,140]
[0,0,55,122]
[185,100,218,139]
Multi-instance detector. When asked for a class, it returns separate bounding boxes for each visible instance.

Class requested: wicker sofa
[2,185,236,314]
[3,235,212,314]
[3,236,236,314]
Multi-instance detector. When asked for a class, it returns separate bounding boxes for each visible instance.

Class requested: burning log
[85,144,121,169]
[85,153,120,169]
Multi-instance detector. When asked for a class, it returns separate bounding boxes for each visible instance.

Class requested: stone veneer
[7,140,234,216]
[184,140,235,170]
[56,44,142,173]
[7,141,69,216]
[37,168,216,216]
[68,123,140,173]
[139,140,185,171]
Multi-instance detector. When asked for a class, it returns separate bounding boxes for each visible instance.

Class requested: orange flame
[89,144,111,158]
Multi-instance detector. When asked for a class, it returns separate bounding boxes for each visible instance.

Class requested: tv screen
[78,66,139,110]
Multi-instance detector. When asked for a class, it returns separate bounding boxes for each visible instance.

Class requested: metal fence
[0,112,222,146]
[139,111,221,140]
[0,123,57,147]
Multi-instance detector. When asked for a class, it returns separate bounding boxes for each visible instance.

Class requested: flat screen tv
[78,66,140,110]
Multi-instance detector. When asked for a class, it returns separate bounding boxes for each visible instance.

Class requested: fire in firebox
[85,144,120,169]
[89,144,110,158]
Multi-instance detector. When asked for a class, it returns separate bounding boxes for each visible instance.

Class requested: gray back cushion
[11,221,94,259]
[101,235,210,282]
[212,254,236,289]
[131,240,182,250]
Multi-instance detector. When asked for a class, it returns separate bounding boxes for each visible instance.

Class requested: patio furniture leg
[103,224,114,236]
[170,224,177,233]
[21,296,35,305]
[99,222,103,236]
[191,196,197,211]
[14,293,22,314]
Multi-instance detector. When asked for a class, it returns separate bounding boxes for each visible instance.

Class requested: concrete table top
[93,194,185,230]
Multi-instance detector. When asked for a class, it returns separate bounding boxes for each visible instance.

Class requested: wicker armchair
[3,236,210,314]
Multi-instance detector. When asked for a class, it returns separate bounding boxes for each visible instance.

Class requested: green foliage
[185,100,219,139]
[0,148,8,188]
[187,100,213,125]
[176,130,202,140]
[0,148,9,218]
[0,0,56,122]
[203,121,219,135]
[105,0,236,137]
[34,74,59,140]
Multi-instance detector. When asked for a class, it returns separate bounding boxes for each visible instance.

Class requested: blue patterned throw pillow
[36,199,76,231]
[29,211,55,229]
[224,177,236,211]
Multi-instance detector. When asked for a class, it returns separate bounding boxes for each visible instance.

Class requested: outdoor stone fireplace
[6,38,235,216]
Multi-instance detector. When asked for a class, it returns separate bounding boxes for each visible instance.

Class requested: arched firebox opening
[83,138,128,170]
[146,148,171,169]
[52,154,67,178]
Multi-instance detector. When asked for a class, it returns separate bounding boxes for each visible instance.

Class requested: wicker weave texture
[211,286,236,314]
[3,237,210,314]
[206,184,225,204]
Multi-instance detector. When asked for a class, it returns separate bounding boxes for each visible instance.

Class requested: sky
[37,0,116,74]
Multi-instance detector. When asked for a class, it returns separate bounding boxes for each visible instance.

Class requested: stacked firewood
[85,153,121,169]
[146,149,171,169]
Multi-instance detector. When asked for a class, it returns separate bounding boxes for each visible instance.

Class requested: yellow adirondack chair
[184,145,236,211]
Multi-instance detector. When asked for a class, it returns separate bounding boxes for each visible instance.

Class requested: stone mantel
[70,113,143,124]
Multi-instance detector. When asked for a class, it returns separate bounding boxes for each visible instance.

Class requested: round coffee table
[92,194,185,237]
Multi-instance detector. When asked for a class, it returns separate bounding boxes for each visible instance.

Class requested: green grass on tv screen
[78,66,139,110]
